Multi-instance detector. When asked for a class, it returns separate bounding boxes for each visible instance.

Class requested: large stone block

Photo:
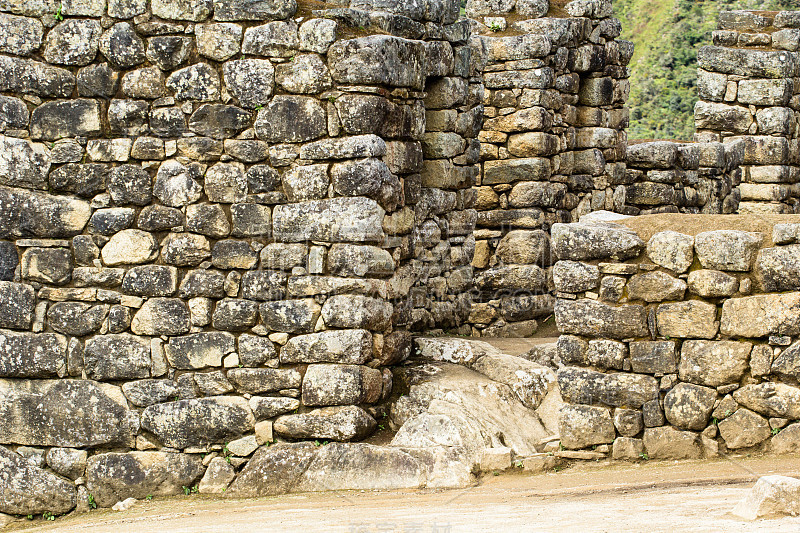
[485,68,554,90]
[0,330,66,378]
[679,340,751,387]
[122,379,179,408]
[101,229,158,266]
[0,56,75,97]
[328,36,426,89]
[629,340,677,374]
[733,383,800,419]
[223,58,274,108]
[482,157,550,185]
[726,135,789,165]
[141,396,255,449]
[656,301,718,339]
[273,198,385,243]
[718,408,771,449]
[301,364,375,406]
[687,269,738,298]
[558,366,657,408]
[301,134,386,160]
[84,334,151,381]
[0,379,129,447]
[331,158,401,211]
[131,298,190,336]
[643,426,702,459]
[227,368,301,394]
[296,442,425,492]
[0,135,50,190]
[43,19,101,66]
[552,261,599,293]
[508,181,566,208]
[241,20,298,57]
[732,475,800,521]
[721,292,800,337]
[627,272,686,302]
[166,63,220,101]
[558,404,615,450]
[281,329,372,364]
[259,299,320,333]
[30,99,101,140]
[0,186,91,239]
[551,222,644,261]
[0,13,43,56]
[626,141,677,169]
[254,95,326,143]
[0,281,35,330]
[475,265,547,291]
[121,265,178,297]
[0,445,76,515]
[86,452,204,507]
[737,79,793,106]
[151,0,212,21]
[321,295,392,330]
[756,245,800,292]
[555,299,647,340]
[164,332,236,370]
[771,423,800,454]
[248,396,300,420]
[507,132,559,157]
[274,405,376,441]
[697,46,796,78]
[694,101,752,133]
[694,230,762,272]
[664,383,716,431]
[484,33,551,61]
[213,0,297,20]
[227,442,317,497]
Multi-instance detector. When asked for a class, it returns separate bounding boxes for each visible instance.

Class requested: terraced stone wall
[0,0,482,516]
[467,0,631,337]
[695,10,800,215]
[550,218,800,462]
[623,140,741,215]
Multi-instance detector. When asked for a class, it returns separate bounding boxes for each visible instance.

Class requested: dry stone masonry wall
[3,0,800,520]
[0,0,486,516]
[551,220,800,461]
[696,10,800,214]
[468,0,631,337]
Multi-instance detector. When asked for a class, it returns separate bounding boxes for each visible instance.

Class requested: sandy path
[10,455,800,533]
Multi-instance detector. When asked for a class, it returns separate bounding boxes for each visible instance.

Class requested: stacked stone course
[623,140,741,215]
[695,10,800,214]
[551,219,800,460]
[467,0,631,337]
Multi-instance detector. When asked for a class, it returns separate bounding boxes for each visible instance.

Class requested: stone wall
[695,10,800,214]
[467,0,631,337]
[624,140,741,215]
[0,0,484,516]
[551,218,800,461]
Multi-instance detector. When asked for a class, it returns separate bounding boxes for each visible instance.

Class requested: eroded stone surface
[86,452,204,507]
[0,379,129,447]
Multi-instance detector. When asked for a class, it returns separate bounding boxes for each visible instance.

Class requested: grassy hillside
[615,0,795,140]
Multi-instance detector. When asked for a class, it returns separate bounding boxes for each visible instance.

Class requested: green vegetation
[616,0,796,140]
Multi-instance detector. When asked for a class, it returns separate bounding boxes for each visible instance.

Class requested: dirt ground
[11,455,800,532]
